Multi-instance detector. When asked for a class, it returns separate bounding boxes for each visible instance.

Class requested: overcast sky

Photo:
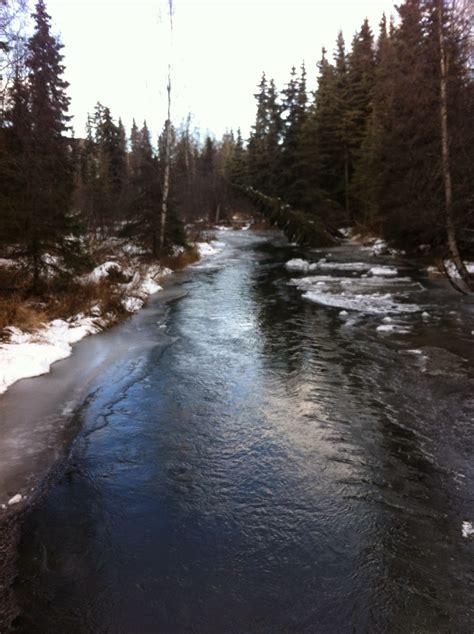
[45,0,398,141]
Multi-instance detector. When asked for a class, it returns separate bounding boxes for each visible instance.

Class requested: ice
[462,521,474,538]
[315,261,371,272]
[376,323,412,334]
[369,266,398,277]
[303,289,420,315]
[285,258,313,272]
[369,239,388,256]
[196,241,225,258]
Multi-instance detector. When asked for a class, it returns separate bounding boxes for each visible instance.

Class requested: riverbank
[0,236,225,397]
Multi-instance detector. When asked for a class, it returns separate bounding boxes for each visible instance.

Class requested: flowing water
[2,230,474,633]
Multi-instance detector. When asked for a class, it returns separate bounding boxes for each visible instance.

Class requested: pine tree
[227,128,249,186]
[2,0,79,288]
[345,19,376,219]
[280,64,307,206]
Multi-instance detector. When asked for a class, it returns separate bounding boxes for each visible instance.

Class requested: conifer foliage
[1,0,78,288]
[233,0,473,274]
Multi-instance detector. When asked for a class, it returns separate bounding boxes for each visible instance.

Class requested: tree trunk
[344,144,350,221]
[159,0,173,257]
[437,0,472,290]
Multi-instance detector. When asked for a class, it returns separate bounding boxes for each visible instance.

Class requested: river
[1,230,474,632]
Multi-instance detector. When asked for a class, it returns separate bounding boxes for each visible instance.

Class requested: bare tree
[159,0,173,256]
[437,0,473,291]
[0,0,29,121]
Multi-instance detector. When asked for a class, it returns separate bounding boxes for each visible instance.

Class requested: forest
[0,0,473,301]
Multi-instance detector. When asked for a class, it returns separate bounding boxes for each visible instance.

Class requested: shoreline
[0,238,225,398]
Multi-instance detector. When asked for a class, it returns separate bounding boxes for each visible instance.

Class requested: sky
[44,0,398,141]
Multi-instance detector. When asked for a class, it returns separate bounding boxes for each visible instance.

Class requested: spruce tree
[3,0,79,288]
[280,64,307,207]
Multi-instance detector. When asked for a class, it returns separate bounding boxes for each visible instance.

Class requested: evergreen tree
[1,0,79,287]
[280,64,307,206]
[345,19,376,219]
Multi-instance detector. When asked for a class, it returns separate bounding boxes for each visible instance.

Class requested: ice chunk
[462,521,474,538]
[196,241,225,258]
[376,323,412,334]
[303,289,420,315]
[8,494,22,505]
[369,266,398,277]
[285,258,312,272]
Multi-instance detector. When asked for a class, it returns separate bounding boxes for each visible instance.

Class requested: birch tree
[159,0,173,256]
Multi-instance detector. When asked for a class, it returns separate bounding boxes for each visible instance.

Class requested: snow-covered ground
[444,259,474,282]
[0,240,222,396]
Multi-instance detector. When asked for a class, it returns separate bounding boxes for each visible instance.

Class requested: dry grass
[0,296,49,335]
[0,277,128,340]
[160,246,200,270]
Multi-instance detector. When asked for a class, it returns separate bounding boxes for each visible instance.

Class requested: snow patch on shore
[0,238,221,395]
[444,259,474,282]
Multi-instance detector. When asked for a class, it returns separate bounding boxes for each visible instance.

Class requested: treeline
[0,0,243,291]
[227,0,473,282]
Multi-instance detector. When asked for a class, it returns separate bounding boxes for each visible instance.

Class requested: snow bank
[0,263,170,394]
[338,227,353,238]
[0,318,101,395]
[86,261,122,282]
[0,238,221,395]
[444,259,474,282]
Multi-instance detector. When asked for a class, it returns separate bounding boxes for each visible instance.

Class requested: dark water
[8,231,474,632]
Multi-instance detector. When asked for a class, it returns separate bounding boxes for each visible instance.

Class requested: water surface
[5,231,474,632]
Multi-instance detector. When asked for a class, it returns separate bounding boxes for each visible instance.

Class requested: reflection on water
[9,231,474,632]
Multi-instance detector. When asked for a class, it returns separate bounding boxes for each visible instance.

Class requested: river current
[2,230,474,632]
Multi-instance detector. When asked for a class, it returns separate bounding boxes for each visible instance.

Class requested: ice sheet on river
[289,266,423,315]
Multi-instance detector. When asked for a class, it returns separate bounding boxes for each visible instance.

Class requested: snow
[122,296,144,313]
[0,318,101,395]
[444,259,474,282]
[86,261,122,282]
[462,521,474,538]
[338,227,353,238]
[0,240,219,395]
[0,258,17,268]
[8,494,22,505]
